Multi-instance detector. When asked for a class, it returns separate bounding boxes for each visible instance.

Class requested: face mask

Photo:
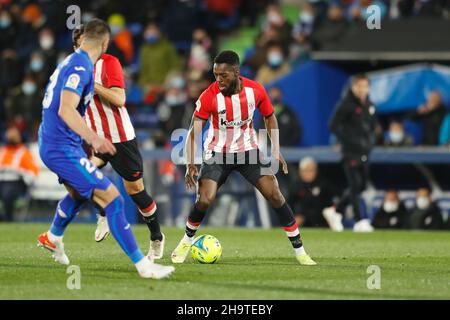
[268,52,283,68]
[110,25,122,36]
[300,12,314,24]
[30,59,44,72]
[268,13,282,25]
[165,94,186,107]
[40,36,54,50]
[22,81,37,95]
[145,34,158,44]
[170,77,186,89]
[416,197,430,210]
[389,130,404,144]
[383,201,399,213]
[82,13,94,23]
[0,17,11,29]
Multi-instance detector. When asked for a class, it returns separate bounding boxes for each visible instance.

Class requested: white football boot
[135,257,175,279]
[353,219,374,232]
[37,232,70,265]
[95,215,110,242]
[322,207,344,232]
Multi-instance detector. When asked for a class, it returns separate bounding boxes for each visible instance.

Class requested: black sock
[275,204,304,249]
[273,202,296,226]
[95,203,106,217]
[185,205,207,238]
[130,190,162,241]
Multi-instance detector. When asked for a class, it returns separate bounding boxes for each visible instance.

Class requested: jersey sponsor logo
[220,117,252,127]
[65,73,80,89]
[74,66,86,71]
[218,109,226,115]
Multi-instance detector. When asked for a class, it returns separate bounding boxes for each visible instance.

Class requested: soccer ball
[191,234,222,264]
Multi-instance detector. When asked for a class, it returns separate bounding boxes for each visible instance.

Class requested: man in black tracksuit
[329,74,376,232]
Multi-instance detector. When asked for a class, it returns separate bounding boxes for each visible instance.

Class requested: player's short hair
[83,18,110,41]
[72,24,84,47]
[351,73,369,84]
[214,50,240,66]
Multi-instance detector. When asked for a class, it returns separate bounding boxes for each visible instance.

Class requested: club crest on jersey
[95,170,103,180]
[220,117,252,127]
[65,73,80,89]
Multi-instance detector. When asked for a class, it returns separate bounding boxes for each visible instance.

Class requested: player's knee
[93,184,121,208]
[123,179,144,195]
[196,192,215,211]
[269,189,285,208]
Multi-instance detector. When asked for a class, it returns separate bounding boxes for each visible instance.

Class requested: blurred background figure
[329,74,376,232]
[138,22,181,102]
[384,120,413,147]
[268,86,302,147]
[372,189,408,229]
[289,157,342,231]
[0,126,39,222]
[261,3,292,52]
[256,42,291,85]
[290,1,315,63]
[157,72,190,137]
[408,187,444,230]
[409,91,446,146]
[188,28,214,76]
[311,3,348,50]
[107,13,134,66]
[4,74,42,140]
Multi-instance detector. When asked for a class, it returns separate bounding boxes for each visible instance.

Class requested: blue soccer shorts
[39,143,111,199]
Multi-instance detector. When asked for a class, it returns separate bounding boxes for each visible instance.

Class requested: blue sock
[104,196,144,264]
[50,194,86,236]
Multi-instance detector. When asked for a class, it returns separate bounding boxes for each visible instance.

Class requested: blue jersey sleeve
[61,63,92,97]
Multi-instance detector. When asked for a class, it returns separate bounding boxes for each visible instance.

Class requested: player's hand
[90,136,116,156]
[185,164,198,190]
[273,151,288,175]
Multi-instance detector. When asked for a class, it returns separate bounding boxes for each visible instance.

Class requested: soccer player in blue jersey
[36,19,174,279]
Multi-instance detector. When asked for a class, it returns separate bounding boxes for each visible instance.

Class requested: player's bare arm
[264,113,288,174]
[94,83,126,107]
[58,90,116,155]
[185,115,207,190]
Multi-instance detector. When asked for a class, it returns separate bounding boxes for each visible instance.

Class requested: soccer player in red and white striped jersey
[171,50,316,265]
[73,25,165,259]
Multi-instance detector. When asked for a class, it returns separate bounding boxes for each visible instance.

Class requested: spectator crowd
[1,0,450,226]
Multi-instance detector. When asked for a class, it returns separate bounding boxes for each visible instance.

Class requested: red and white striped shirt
[194,77,274,153]
[86,54,135,143]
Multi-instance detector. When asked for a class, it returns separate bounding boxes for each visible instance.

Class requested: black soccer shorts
[198,149,273,187]
[94,138,144,182]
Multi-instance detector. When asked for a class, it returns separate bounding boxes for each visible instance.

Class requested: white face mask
[383,201,399,213]
[416,197,430,210]
[300,12,314,24]
[267,52,283,67]
[268,12,283,25]
[389,130,404,144]
[40,36,54,50]
[22,81,37,95]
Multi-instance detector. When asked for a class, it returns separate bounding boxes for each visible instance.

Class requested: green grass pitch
[0,223,449,299]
